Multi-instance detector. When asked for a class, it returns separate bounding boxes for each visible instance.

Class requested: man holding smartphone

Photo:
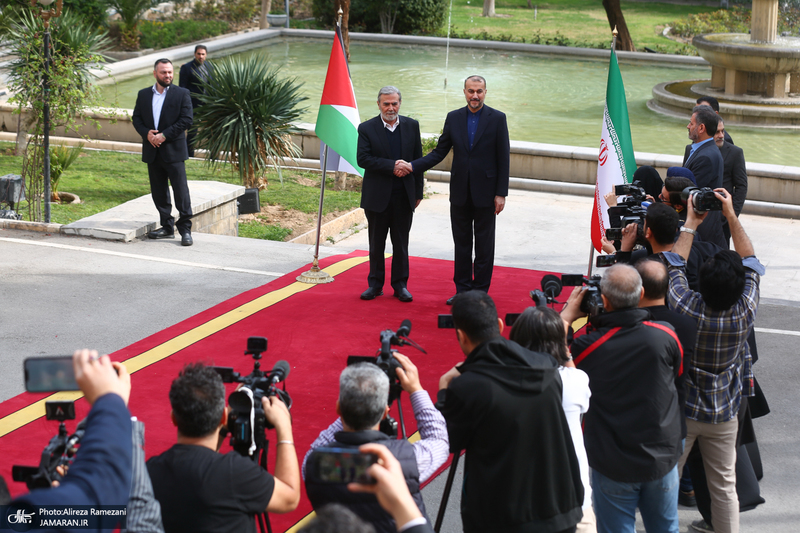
[303,356,448,533]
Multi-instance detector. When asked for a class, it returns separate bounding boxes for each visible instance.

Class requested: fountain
[649,0,800,126]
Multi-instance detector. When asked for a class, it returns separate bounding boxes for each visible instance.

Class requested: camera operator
[661,190,763,533]
[146,363,300,533]
[437,291,583,533]
[563,265,683,533]
[303,355,447,533]
[616,202,720,291]
[11,349,133,531]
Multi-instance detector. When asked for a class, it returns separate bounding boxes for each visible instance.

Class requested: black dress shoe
[393,288,413,302]
[181,233,193,246]
[360,287,383,300]
[446,294,457,305]
[148,227,175,239]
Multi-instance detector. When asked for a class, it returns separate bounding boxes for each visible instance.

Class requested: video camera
[562,274,604,317]
[12,401,85,490]
[347,320,426,439]
[213,337,291,459]
[682,186,723,213]
[606,180,650,237]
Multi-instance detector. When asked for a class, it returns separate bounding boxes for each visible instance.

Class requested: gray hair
[599,263,643,310]
[338,363,389,430]
[377,86,401,102]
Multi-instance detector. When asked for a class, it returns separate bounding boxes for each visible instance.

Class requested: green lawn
[0,142,361,240]
[437,0,714,53]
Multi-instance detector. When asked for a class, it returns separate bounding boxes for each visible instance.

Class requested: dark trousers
[185,129,196,158]
[148,152,192,235]
[450,196,496,293]
[365,190,413,291]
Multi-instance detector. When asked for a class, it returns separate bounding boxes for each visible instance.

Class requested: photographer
[303,355,448,533]
[437,291,583,533]
[563,265,683,533]
[146,363,300,533]
[12,349,133,530]
[662,189,763,533]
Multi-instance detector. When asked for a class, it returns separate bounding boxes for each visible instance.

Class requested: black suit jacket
[410,105,510,208]
[682,140,723,189]
[719,141,748,216]
[179,59,213,109]
[132,85,193,164]
[357,115,424,213]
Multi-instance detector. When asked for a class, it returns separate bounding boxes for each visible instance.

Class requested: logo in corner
[598,139,608,166]
[8,510,35,524]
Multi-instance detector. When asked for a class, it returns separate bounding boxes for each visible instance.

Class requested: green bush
[239,221,293,241]
[63,0,107,28]
[313,0,446,34]
[139,19,230,49]
[193,0,258,27]
[668,7,750,38]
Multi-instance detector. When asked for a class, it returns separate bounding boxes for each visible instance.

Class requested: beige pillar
[711,66,726,90]
[751,0,778,43]
[790,72,800,95]
[725,69,749,96]
[766,73,790,98]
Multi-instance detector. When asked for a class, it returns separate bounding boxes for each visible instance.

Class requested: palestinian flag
[315,25,364,177]
[590,49,636,253]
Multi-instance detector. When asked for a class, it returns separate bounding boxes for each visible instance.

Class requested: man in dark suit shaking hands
[400,76,510,305]
[357,86,424,302]
[132,59,194,246]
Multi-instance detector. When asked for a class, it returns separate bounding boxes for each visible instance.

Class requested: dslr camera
[561,274,604,317]
[213,337,291,459]
[682,187,724,213]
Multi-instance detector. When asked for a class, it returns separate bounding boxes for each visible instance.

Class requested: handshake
[394,160,414,177]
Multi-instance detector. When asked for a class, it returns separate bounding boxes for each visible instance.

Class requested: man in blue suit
[402,76,510,305]
[682,105,726,250]
[132,59,194,246]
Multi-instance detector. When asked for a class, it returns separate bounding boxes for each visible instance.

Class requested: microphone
[268,360,290,384]
[397,319,412,337]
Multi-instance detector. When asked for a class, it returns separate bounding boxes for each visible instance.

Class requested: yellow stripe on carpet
[0,255,369,438]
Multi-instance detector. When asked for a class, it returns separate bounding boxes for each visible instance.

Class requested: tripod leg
[397,395,407,440]
[434,452,460,533]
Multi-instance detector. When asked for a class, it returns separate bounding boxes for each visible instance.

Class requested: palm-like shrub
[193,53,307,189]
[106,0,157,50]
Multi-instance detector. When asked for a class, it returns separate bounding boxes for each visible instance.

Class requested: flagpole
[587,26,620,278]
[297,14,347,285]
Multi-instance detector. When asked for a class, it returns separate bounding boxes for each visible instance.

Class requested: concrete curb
[0,219,62,233]
[289,208,367,245]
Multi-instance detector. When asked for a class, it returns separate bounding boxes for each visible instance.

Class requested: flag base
[297,263,334,284]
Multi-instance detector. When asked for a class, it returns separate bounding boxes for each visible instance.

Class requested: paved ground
[1,180,798,532]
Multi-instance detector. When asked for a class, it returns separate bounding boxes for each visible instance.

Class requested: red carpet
[0,251,569,531]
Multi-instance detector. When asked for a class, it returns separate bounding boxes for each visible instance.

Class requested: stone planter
[267,14,287,26]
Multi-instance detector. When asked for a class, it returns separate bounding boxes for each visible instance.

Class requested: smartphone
[605,227,623,241]
[437,314,454,329]
[561,274,585,287]
[306,447,378,485]
[596,255,617,267]
[24,356,79,393]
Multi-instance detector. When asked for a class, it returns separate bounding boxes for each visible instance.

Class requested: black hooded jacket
[436,337,583,533]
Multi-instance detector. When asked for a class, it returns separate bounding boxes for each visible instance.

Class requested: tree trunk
[260,0,272,28]
[335,0,351,60]
[483,0,496,17]
[602,0,635,51]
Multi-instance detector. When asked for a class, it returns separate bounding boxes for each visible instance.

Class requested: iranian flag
[590,49,636,252]
[315,25,364,177]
